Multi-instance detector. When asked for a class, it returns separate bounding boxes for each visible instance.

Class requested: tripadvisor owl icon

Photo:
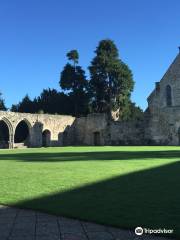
[135,227,143,235]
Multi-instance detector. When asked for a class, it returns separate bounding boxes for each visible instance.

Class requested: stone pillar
[9,133,14,149]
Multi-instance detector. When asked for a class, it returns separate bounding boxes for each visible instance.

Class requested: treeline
[11,90,77,115]
[3,39,143,120]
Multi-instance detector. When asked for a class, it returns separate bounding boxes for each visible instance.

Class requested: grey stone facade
[146,52,180,145]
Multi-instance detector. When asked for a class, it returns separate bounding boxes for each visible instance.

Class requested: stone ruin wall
[0,111,145,148]
[110,120,144,145]
[0,111,75,148]
[74,114,145,146]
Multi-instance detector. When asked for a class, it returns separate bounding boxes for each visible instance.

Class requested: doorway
[93,131,100,146]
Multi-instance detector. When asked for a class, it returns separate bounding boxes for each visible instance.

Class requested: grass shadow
[0,150,180,162]
[11,161,180,238]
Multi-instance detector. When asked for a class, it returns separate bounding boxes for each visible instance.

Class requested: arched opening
[0,120,10,148]
[93,131,100,146]
[166,85,172,106]
[42,129,51,147]
[14,120,30,147]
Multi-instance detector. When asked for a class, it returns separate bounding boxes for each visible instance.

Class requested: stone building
[0,51,180,148]
[146,51,180,145]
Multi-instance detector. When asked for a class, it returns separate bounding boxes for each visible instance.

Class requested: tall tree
[89,39,134,120]
[60,50,89,116]
[0,93,7,111]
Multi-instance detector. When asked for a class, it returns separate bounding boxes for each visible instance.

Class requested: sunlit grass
[0,146,179,237]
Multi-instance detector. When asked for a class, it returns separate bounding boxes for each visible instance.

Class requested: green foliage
[37,88,72,114]
[0,93,7,111]
[60,64,86,92]
[11,95,36,113]
[67,50,79,66]
[60,50,89,116]
[11,90,73,115]
[89,39,134,119]
[120,101,143,121]
[11,104,19,112]
[129,102,144,120]
[10,40,140,118]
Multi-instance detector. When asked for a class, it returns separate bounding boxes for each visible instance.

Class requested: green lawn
[0,146,180,237]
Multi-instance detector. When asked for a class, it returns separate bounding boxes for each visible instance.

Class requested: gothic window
[166,85,172,106]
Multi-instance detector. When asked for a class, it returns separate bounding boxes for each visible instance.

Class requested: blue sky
[0,0,180,110]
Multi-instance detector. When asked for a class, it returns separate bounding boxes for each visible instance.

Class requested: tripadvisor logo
[135,227,143,235]
[135,226,174,236]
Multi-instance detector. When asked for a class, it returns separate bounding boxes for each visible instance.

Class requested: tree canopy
[10,39,142,120]
[66,50,79,66]
[89,39,134,119]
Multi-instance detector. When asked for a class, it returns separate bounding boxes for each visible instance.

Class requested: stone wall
[73,113,108,145]
[73,114,144,146]
[146,53,180,145]
[0,111,75,148]
[110,120,144,145]
[0,110,146,148]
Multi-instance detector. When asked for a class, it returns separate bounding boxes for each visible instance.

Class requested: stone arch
[166,85,172,106]
[14,119,31,147]
[15,118,32,129]
[0,117,13,148]
[42,129,51,147]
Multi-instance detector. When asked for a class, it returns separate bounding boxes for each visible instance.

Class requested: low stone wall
[110,120,144,145]
[73,114,144,146]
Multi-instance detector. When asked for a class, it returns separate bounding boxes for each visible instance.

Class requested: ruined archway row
[0,118,32,148]
[0,111,75,148]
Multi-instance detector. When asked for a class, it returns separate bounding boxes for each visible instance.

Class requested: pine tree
[60,50,89,116]
[89,39,134,120]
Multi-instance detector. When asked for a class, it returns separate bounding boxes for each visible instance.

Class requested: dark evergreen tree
[37,88,72,114]
[60,50,89,116]
[0,93,6,111]
[11,95,36,113]
[89,39,134,119]
[11,89,73,115]
[11,104,19,112]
